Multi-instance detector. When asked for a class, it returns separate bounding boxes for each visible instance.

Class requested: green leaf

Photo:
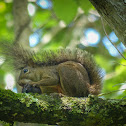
[33,11,50,28]
[53,0,78,24]
[78,0,93,14]
[0,2,6,13]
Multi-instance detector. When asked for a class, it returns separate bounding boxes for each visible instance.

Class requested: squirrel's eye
[23,69,28,73]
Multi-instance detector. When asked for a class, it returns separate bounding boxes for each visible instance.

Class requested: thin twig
[112,82,126,87]
[98,88,126,97]
[112,61,126,66]
[101,17,126,60]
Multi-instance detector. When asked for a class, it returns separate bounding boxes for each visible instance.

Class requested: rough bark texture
[0,88,126,126]
[89,0,126,46]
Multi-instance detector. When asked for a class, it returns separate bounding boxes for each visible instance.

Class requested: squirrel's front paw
[18,79,32,86]
[29,82,38,87]
[18,80,25,86]
[22,84,42,94]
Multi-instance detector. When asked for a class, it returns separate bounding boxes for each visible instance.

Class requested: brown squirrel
[1,44,103,97]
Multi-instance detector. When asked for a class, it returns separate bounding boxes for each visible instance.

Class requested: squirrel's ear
[27,58,36,67]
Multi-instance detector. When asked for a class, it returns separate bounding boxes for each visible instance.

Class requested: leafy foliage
[0,2,14,42]
[78,0,94,14]
[53,0,78,24]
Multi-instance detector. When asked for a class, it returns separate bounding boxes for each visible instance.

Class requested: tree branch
[89,0,126,46]
[13,0,31,47]
[0,88,126,125]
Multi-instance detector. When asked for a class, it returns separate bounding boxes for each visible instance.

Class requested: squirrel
[0,43,103,97]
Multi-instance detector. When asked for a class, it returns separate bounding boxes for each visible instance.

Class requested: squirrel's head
[18,66,42,94]
[18,66,36,86]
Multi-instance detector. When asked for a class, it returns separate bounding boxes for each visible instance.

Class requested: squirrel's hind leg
[57,61,90,97]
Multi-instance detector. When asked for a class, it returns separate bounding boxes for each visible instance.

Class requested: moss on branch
[0,88,126,126]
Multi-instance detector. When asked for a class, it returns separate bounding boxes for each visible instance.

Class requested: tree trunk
[89,0,126,46]
[13,0,31,47]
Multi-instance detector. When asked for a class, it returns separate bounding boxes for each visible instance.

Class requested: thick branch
[89,0,126,46]
[0,88,126,125]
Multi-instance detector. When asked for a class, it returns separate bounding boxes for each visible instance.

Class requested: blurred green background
[0,0,126,101]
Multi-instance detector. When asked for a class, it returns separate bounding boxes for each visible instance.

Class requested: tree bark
[89,0,126,46]
[0,88,126,126]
